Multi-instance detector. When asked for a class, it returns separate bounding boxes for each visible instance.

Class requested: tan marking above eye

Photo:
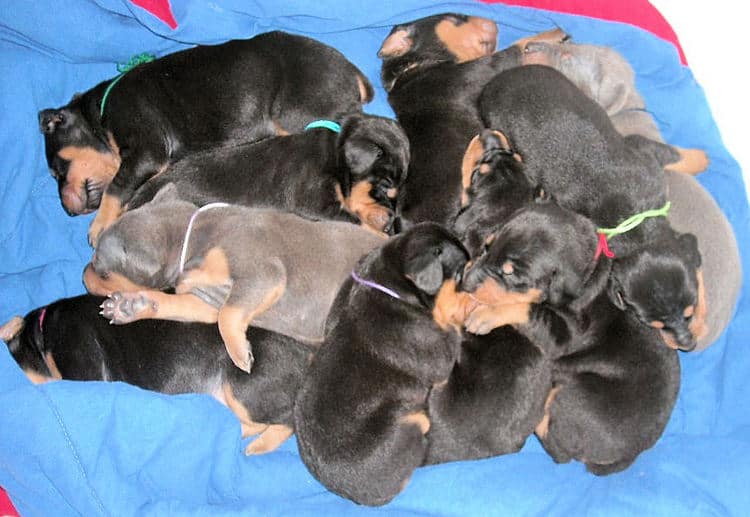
[684,305,695,318]
[650,320,665,329]
[484,233,496,246]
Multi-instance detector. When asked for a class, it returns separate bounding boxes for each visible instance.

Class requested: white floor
[650,0,750,203]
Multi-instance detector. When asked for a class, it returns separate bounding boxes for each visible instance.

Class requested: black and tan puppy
[127,113,409,234]
[294,223,471,506]
[479,65,706,351]
[423,130,552,465]
[460,202,680,475]
[379,13,526,225]
[84,184,384,372]
[0,294,314,455]
[39,31,373,245]
[424,324,552,465]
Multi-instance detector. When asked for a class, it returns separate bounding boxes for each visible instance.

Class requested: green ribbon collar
[100,52,156,117]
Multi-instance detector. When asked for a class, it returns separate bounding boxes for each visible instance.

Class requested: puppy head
[84,184,194,295]
[1,310,56,382]
[38,95,121,216]
[608,232,706,351]
[375,222,471,329]
[454,129,536,256]
[336,114,410,235]
[378,13,498,91]
[461,203,601,309]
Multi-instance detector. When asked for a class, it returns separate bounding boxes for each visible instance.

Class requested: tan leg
[464,302,532,335]
[88,193,123,247]
[218,281,285,372]
[663,147,709,175]
[245,425,294,455]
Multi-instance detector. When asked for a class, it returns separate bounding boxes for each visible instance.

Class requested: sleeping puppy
[479,65,706,351]
[83,184,384,372]
[0,294,314,455]
[514,28,707,173]
[127,113,410,235]
[39,31,374,245]
[513,31,739,350]
[460,203,680,475]
[424,324,552,465]
[378,13,524,225]
[294,223,471,506]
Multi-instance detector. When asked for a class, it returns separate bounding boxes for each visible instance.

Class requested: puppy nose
[672,325,697,352]
[458,262,480,292]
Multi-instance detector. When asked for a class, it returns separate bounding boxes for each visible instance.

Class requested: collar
[350,270,401,300]
[100,52,156,117]
[595,201,671,260]
[178,203,230,273]
[304,120,341,133]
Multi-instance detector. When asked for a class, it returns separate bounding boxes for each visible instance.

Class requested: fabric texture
[0,1,748,515]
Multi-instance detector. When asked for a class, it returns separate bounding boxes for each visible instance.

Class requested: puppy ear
[343,138,383,176]
[678,232,701,268]
[378,28,413,58]
[547,270,566,306]
[405,253,444,296]
[150,183,181,205]
[38,109,66,134]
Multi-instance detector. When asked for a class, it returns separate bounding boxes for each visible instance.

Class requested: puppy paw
[100,291,157,324]
[226,340,254,374]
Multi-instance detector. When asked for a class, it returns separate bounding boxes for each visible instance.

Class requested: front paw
[465,305,498,335]
[100,291,157,324]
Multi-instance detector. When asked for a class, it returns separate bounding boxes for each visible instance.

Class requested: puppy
[514,28,708,173]
[479,65,706,350]
[39,31,373,245]
[127,113,409,235]
[424,324,552,465]
[378,13,524,225]
[460,202,680,475]
[513,31,739,350]
[294,223,470,506]
[83,184,384,372]
[0,294,314,455]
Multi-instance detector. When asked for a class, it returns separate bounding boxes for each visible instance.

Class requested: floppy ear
[150,182,181,205]
[343,137,383,176]
[38,109,66,134]
[405,253,444,295]
[378,28,413,58]
[678,232,702,268]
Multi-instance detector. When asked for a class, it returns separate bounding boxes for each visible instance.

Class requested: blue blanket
[1,1,748,515]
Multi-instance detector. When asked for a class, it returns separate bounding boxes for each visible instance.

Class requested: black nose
[459,263,482,293]
[672,324,697,352]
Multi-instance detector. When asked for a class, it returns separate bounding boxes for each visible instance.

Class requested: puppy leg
[100,290,219,324]
[245,425,294,455]
[512,28,569,52]
[218,273,287,373]
[663,147,709,175]
[464,302,533,335]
